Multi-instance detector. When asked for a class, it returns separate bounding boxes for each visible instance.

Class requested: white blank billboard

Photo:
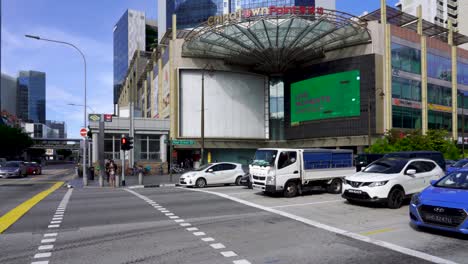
[180,70,266,138]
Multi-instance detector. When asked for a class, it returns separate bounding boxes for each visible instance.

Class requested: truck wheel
[327,178,343,194]
[283,182,298,198]
[387,188,405,209]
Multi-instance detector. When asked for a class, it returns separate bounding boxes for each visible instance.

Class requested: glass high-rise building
[113,9,157,105]
[18,71,46,124]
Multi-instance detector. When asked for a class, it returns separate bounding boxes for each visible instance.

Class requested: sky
[1,0,397,138]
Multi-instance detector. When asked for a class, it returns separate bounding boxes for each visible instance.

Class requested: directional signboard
[104,114,113,122]
[88,114,101,122]
[172,139,195,145]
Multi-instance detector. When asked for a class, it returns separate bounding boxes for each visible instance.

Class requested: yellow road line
[0,181,64,233]
[361,228,396,236]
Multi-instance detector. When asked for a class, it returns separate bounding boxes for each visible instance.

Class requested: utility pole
[201,70,205,165]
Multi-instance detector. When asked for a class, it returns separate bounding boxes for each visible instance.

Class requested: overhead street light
[26,34,89,186]
[67,103,96,113]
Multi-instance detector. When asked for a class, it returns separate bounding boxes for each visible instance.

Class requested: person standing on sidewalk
[109,160,116,187]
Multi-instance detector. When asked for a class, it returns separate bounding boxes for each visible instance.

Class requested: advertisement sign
[153,75,159,118]
[290,70,361,125]
[45,149,54,156]
[428,103,451,113]
[160,64,170,119]
[104,114,113,122]
[392,98,422,109]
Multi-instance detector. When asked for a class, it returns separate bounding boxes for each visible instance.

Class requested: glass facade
[428,53,451,81]
[392,106,421,129]
[391,43,421,74]
[392,76,421,101]
[269,77,284,140]
[167,0,226,30]
[231,0,315,11]
[18,71,46,124]
[390,42,468,133]
[113,10,146,104]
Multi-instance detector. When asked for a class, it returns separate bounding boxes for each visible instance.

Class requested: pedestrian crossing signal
[121,136,134,150]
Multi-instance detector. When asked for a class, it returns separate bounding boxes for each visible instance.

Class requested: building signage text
[207,6,324,26]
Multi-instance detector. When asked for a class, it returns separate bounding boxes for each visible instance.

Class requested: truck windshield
[252,150,277,166]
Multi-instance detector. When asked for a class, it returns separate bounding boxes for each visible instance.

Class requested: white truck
[250,148,356,197]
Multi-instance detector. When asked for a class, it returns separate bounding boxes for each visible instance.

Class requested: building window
[392,106,422,129]
[392,77,421,102]
[428,83,451,106]
[391,43,421,74]
[428,111,452,130]
[428,53,451,81]
[458,62,468,85]
[269,78,284,140]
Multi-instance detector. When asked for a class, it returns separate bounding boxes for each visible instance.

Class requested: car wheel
[327,178,343,194]
[195,178,206,188]
[235,176,242,186]
[387,188,405,209]
[283,181,298,198]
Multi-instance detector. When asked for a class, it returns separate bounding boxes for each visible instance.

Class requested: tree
[0,125,33,159]
[367,129,460,160]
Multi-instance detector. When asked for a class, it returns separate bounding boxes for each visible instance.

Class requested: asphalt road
[0,181,456,264]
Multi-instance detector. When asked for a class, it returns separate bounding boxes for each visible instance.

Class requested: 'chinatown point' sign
[207,6,324,26]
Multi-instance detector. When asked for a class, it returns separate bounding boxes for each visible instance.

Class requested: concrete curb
[126,183,181,189]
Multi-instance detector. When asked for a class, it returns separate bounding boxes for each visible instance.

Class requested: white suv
[343,157,445,208]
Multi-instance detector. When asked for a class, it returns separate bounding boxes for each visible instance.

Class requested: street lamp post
[200,65,214,166]
[68,103,95,113]
[26,34,88,186]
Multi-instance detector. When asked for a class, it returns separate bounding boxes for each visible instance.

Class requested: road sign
[104,114,113,122]
[172,139,195,145]
[88,114,101,122]
[80,128,88,137]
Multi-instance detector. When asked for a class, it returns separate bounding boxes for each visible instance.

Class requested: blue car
[446,159,468,174]
[410,170,468,234]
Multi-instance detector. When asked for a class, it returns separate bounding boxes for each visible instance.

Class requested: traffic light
[87,126,92,138]
[127,137,134,150]
[120,136,134,150]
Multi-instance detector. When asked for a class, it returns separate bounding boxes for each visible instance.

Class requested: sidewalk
[67,173,182,188]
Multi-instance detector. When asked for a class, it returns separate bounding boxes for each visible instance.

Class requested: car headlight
[368,181,388,187]
[411,193,421,206]
[266,176,276,184]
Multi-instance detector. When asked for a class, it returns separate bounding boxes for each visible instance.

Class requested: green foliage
[367,129,460,160]
[0,125,33,159]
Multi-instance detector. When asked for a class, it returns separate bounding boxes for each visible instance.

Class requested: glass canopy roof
[182,10,371,73]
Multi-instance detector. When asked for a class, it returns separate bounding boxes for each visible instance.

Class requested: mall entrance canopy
[182,7,372,73]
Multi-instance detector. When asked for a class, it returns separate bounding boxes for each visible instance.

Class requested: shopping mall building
[117,3,468,165]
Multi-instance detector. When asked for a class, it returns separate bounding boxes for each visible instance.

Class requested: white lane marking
[180,223,191,227]
[186,227,198,231]
[43,233,57,237]
[175,219,185,222]
[38,245,54,250]
[193,232,206,236]
[161,210,170,213]
[169,216,180,219]
[210,243,226,249]
[182,187,458,264]
[221,251,238,257]
[50,221,61,224]
[52,217,63,220]
[34,252,52,258]
[31,261,49,264]
[270,200,343,208]
[41,238,56,243]
[47,225,59,228]
[202,237,215,242]
[233,260,251,264]
[154,206,162,208]
[165,213,175,216]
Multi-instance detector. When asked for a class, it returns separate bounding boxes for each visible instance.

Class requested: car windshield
[252,150,277,166]
[194,164,212,171]
[452,160,468,168]
[5,162,19,167]
[435,172,468,190]
[362,159,407,174]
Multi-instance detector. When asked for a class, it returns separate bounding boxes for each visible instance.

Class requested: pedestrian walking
[105,159,110,183]
[109,160,116,187]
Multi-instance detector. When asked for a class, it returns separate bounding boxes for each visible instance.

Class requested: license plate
[424,213,453,224]
[348,189,362,194]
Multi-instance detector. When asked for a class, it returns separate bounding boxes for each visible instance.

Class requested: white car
[342,157,445,209]
[179,162,245,188]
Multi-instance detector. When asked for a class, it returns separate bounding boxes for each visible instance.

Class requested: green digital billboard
[290,70,361,125]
